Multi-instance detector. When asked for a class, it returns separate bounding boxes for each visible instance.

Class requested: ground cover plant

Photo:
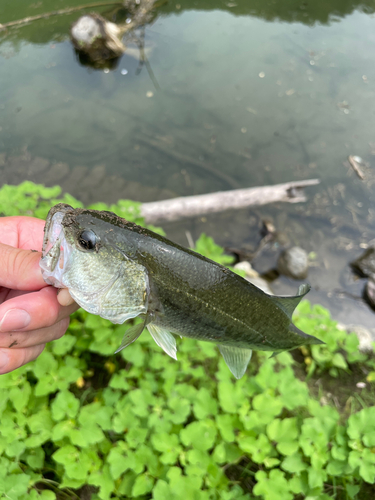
[0,182,375,500]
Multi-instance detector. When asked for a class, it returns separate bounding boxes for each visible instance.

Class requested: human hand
[0,216,78,375]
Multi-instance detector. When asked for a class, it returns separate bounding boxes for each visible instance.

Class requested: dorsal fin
[271,283,310,319]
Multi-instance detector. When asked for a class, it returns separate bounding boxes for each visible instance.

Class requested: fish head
[40,203,149,323]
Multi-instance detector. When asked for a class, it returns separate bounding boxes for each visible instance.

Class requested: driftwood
[141,178,320,224]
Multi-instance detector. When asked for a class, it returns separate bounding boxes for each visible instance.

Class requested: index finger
[0,243,46,290]
[0,217,45,250]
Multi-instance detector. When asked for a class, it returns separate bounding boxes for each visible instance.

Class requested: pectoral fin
[219,345,253,379]
[147,323,177,360]
[115,319,146,353]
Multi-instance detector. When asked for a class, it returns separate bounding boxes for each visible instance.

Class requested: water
[1,0,375,329]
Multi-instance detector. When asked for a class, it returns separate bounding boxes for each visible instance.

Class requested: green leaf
[281,452,307,473]
[51,390,80,421]
[153,479,173,500]
[28,490,56,500]
[267,418,299,456]
[9,383,31,412]
[25,448,45,470]
[349,449,375,483]
[0,473,30,499]
[216,414,236,442]
[117,471,137,496]
[326,459,347,476]
[346,483,360,500]
[125,427,148,449]
[331,352,348,370]
[193,388,218,419]
[194,234,234,266]
[107,443,129,480]
[26,409,54,446]
[180,420,217,451]
[89,465,115,500]
[218,381,245,413]
[52,445,91,481]
[51,334,76,356]
[348,407,375,447]
[52,444,78,465]
[151,433,181,464]
[308,467,326,489]
[131,473,154,497]
[238,433,272,464]
[167,396,191,424]
[253,469,293,500]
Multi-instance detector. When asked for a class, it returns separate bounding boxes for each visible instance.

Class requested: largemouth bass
[40,204,322,379]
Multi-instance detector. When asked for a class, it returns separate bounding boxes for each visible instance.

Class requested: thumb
[0,243,47,290]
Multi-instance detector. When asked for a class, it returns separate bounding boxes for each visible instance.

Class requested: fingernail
[0,309,31,332]
[0,350,9,371]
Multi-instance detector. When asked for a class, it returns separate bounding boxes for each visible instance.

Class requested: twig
[348,155,365,180]
[0,2,121,30]
[134,25,160,89]
[185,230,195,248]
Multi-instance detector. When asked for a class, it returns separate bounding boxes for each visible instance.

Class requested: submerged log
[141,178,320,224]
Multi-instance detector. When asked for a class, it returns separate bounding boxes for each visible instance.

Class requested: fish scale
[40,203,323,379]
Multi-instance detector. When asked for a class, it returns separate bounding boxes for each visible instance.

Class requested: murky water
[1,0,375,329]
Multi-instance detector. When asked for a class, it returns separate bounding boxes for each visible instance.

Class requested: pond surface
[1,0,375,329]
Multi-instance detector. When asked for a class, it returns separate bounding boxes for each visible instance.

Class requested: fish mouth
[40,204,75,287]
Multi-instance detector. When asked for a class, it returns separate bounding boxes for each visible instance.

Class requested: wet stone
[42,162,70,184]
[60,166,89,192]
[234,261,273,295]
[277,246,308,280]
[80,164,106,189]
[27,157,50,176]
[97,175,127,205]
[365,275,375,309]
[7,156,32,174]
[350,247,375,277]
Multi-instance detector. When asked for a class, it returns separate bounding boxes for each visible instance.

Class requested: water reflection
[1,0,375,47]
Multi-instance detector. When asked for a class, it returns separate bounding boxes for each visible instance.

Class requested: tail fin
[271,283,311,319]
[289,323,324,346]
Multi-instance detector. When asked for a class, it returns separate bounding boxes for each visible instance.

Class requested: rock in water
[234,261,273,295]
[365,274,375,309]
[351,247,375,277]
[277,246,308,280]
[70,14,125,64]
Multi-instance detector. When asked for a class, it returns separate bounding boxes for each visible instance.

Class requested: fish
[40,203,323,379]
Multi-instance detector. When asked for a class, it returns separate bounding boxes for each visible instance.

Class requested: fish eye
[78,229,97,250]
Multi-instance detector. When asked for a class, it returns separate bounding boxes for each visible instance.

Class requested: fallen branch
[141,178,320,224]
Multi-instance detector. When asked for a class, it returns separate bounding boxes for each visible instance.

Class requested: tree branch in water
[141,179,320,224]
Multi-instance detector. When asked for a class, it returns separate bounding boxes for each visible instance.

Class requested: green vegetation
[0,181,375,500]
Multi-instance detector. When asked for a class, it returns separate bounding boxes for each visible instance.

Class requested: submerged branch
[137,134,241,189]
[141,179,320,224]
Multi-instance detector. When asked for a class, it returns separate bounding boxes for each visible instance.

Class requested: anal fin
[147,323,177,360]
[115,319,146,353]
[219,345,252,379]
